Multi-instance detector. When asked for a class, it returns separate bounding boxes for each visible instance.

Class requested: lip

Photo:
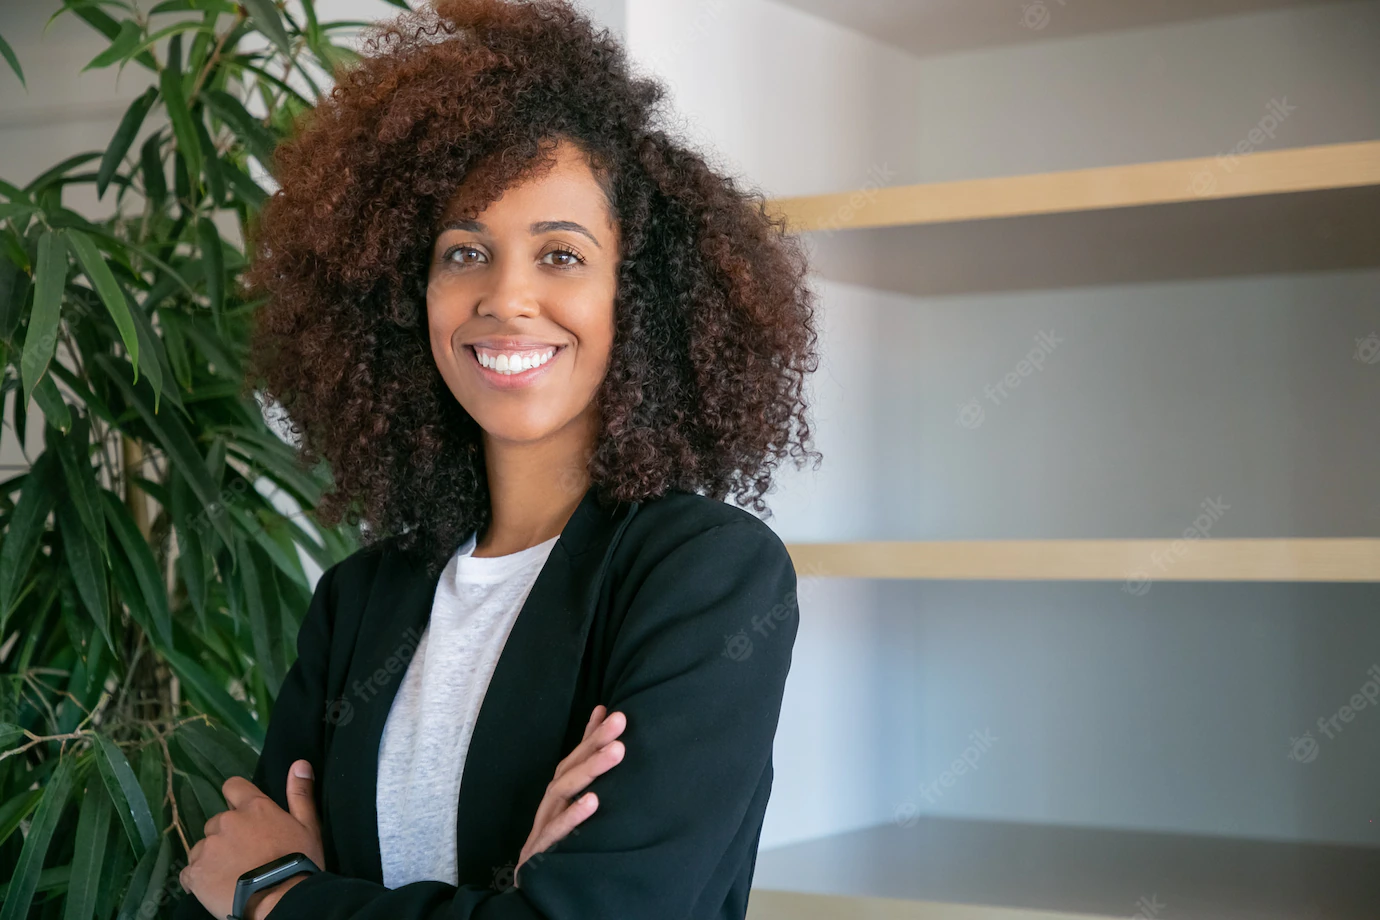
[465,336,566,350]
[465,343,566,390]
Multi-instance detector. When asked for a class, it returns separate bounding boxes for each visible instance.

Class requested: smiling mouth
[467,344,566,377]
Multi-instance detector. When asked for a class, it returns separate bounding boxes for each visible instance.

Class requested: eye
[542,245,585,267]
[442,244,485,265]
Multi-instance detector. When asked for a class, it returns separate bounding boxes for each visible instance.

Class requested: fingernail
[293,761,313,780]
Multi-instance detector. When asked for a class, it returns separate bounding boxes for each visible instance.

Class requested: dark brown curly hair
[244,0,822,575]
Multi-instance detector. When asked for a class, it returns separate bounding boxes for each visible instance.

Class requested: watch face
[246,853,306,882]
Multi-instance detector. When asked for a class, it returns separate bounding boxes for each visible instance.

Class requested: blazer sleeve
[264,519,800,920]
[170,557,345,920]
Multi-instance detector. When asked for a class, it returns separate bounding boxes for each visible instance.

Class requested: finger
[580,705,606,744]
[553,711,626,784]
[286,760,319,834]
[556,707,613,776]
[531,792,598,855]
[546,739,625,805]
[221,775,264,809]
[203,811,221,837]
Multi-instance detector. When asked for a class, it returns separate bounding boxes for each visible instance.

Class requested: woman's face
[427,140,619,447]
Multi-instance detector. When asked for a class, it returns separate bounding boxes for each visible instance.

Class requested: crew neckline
[450,530,561,584]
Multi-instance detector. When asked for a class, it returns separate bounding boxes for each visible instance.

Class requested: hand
[179,760,326,920]
[515,705,626,888]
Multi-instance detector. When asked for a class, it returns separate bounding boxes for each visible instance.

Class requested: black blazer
[171,484,800,920]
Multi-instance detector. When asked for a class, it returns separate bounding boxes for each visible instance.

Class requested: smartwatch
[228,852,320,920]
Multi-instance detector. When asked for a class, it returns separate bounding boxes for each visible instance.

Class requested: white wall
[623,0,1380,849]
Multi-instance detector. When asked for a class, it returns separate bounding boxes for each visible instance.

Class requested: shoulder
[623,487,790,554]
[610,488,797,609]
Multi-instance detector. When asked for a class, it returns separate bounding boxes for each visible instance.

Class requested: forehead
[439,142,614,231]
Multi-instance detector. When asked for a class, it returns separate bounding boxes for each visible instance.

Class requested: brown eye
[543,246,584,267]
[444,245,484,265]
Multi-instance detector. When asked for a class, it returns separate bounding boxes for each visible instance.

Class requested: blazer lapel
[326,482,639,888]
[451,484,639,887]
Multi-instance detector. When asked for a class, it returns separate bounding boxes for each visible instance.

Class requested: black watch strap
[228,852,320,920]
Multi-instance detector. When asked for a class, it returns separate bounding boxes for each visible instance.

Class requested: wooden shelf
[784,539,1380,582]
[770,0,1345,58]
[769,142,1380,296]
[769,141,1380,231]
[749,816,1380,920]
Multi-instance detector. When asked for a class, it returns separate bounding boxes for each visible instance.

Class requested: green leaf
[34,373,72,433]
[63,781,114,920]
[160,40,202,196]
[139,133,167,208]
[57,415,108,555]
[170,469,208,628]
[101,489,173,648]
[68,229,141,383]
[21,229,67,408]
[124,288,170,414]
[238,538,283,693]
[114,830,162,920]
[24,152,102,195]
[59,499,116,656]
[197,216,224,328]
[95,352,239,555]
[82,19,141,71]
[193,109,226,205]
[0,452,58,623]
[242,0,294,58]
[98,87,157,198]
[0,249,30,343]
[0,754,77,920]
[125,833,171,920]
[94,734,158,858]
[0,31,25,87]
[204,89,277,169]
[161,647,265,746]
[177,718,257,784]
[0,789,43,849]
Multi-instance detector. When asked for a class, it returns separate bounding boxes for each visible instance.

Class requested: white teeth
[474,346,558,374]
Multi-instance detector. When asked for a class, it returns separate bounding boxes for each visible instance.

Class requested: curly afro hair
[245,0,822,575]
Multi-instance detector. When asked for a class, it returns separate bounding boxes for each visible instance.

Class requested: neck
[476,407,599,558]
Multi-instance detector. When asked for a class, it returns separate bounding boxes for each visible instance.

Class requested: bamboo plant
[0,1,400,915]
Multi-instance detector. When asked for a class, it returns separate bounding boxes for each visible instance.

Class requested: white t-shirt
[376,528,561,889]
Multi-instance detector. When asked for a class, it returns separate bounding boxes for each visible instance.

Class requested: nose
[476,252,541,322]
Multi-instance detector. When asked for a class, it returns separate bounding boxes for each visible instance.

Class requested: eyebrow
[439,218,602,250]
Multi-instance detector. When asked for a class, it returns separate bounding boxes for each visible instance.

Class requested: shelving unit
[747,816,1380,920]
[766,142,1380,296]
[785,537,1380,582]
[697,1,1380,918]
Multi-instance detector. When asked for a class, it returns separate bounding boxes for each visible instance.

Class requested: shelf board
[769,0,1347,58]
[770,142,1380,232]
[784,538,1380,582]
[768,142,1380,296]
[749,816,1380,920]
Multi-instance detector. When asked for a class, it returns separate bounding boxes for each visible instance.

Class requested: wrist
[246,874,308,920]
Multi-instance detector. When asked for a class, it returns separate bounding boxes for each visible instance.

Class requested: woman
[173,0,820,917]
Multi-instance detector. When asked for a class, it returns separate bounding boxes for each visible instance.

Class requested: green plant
[0,2,403,915]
